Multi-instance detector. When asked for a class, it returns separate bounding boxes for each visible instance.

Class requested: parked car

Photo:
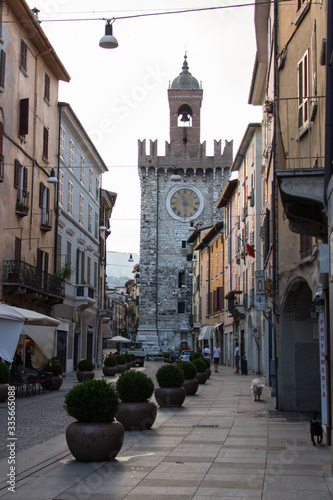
[179,350,194,362]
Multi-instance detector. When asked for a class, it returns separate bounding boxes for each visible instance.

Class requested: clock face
[167,186,203,220]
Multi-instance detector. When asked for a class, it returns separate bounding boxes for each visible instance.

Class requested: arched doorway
[278,278,320,411]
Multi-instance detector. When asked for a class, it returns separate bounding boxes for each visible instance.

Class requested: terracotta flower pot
[116,401,157,430]
[195,372,208,384]
[154,386,186,407]
[103,366,117,377]
[66,421,124,462]
[76,370,95,382]
[182,378,199,395]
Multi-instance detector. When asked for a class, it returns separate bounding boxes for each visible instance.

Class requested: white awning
[198,326,210,341]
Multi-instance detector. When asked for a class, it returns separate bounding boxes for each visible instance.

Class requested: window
[14,159,28,202]
[59,127,65,159]
[95,211,98,238]
[43,127,49,161]
[181,240,186,249]
[79,193,83,224]
[89,168,93,194]
[0,49,5,90]
[94,261,98,289]
[68,181,73,214]
[66,240,72,266]
[178,271,185,288]
[20,39,27,73]
[39,182,50,226]
[69,140,74,169]
[298,50,309,129]
[58,170,63,205]
[96,177,99,200]
[0,120,3,181]
[87,256,91,285]
[300,234,312,259]
[80,156,84,183]
[44,73,50,102]
[88,204,92,232]
[178,301,185,314]
[56,232,62,273]
[19,98,29,137]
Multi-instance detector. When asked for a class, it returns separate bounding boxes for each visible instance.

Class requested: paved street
[0,362,332,499]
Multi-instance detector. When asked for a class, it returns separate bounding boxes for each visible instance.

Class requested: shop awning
[0,304,60,363]
[198,326,210,341]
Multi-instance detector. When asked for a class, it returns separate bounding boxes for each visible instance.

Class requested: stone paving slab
[0,364,331,500]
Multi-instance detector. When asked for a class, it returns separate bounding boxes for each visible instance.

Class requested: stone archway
[278,277,320,411]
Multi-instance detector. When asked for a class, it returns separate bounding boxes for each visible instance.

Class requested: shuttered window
[0,121,3,181]
[44,73,50,102]
[43,127,49,160]
[20,39,27,72]
[19,98,29,136]
[0,49,5,90]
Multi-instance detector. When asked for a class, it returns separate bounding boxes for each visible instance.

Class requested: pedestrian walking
[213,343,221,373]
[202,345,211,360]
[234,342,240,373]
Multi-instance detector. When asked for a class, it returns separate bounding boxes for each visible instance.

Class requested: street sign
[255,295,266,311]
[255,270,265,295]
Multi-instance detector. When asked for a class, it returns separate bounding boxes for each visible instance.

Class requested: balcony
[15,190,30,217]
[41,211,52,231]
[225,290,245,320]
[2,260,65,306]
[75,284,96,310]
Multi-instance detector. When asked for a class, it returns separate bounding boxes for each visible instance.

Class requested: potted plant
[115,354,127,374]
[0,362,10,402]
[202,357,211,379]
[178,361,199,396]
[124,353,132,370]
[116,371,157,430]
[192,358,208,384]
[64,379,124,462]
[41,360,64,390]
[155,364,185,407]
[103,355,117,377]
[77,359,95,382]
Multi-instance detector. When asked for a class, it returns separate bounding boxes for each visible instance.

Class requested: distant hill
[105,251,139,287]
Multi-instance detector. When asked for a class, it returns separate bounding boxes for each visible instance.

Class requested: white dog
[251,378,265,401]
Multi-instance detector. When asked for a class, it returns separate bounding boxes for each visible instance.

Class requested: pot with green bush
[41,360,64,390]
[115,371,157,430]
[115,354,127,373]
[0,362,10,402]
[154,364,185,407]
[76,359,95,382]
[178,361,199,396]
[192,358,208,384]
[202,358,211,378]
[124,353,132,370]
[64,379,124,462]
[103,355,117,377]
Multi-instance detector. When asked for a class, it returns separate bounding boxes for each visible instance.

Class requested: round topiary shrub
[104,356,117,367]
[156,364,184,388]
[0,362,10,383]
[77,359,94,371]
[124,353,132,363]
[192,358,207,373]
[202,358,211,368]
[64,379,119,422]
[50,360,63,376]
[116,354,126,365]
[190,352,202,361]
[116,371,154,402]
[178,361,196,380]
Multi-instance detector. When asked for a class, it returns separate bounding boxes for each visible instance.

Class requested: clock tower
[137,55,233,353]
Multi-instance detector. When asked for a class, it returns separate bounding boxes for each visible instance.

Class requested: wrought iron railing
[3,260,65,297]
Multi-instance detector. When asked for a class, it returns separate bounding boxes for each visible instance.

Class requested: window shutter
[76,248,80,284]
[43,127,49,159]
[44,73,50,101]
[0,121,3,157]
[0,50,5,89]
[44,252,49,274]
[19,98,29,136]
[14,159,20,188]
[46,187,50,212]
[20,39,27,71]
[39,182,44,207]
[23,167,28,191]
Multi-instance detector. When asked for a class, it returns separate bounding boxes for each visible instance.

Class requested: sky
[26,0,262,256]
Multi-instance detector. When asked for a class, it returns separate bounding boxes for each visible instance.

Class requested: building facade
[137,55,232,353]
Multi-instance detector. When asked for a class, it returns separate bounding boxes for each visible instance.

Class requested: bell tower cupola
[168,55,203,148]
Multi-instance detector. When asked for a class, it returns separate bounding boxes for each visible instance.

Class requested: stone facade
[137,56,233,353]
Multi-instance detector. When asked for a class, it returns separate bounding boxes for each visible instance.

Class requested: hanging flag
[246,243,255,258]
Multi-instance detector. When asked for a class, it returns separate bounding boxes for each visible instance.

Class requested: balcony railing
[15,190,30,216]
[3,260,65,298]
